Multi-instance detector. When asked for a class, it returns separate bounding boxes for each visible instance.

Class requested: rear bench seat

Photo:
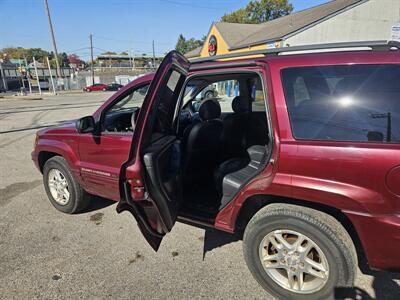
[214,145,268,209]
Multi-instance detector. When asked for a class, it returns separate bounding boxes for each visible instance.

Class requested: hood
[37,120,77,136]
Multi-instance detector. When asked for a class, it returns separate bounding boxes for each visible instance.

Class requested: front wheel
[243,204,357,300]
[43,156,90,214]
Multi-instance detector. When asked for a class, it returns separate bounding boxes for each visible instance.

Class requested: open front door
[117,51,190,251]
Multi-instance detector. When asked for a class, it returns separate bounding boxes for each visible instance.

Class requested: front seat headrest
[333,79,357,97]
[199,98,221,121]
[232,96,249,113]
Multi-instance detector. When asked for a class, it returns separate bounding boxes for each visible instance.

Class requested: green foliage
[0,47,51,63]
[58,52,69,67]
[175,34,187,54]
[101,51,117,55]
[175,34,204,54]
[221,8,248,23]
[221,0,293,24]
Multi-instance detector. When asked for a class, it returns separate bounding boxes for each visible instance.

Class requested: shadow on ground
[81,196,116,213]
[335,271,400,299]
[201,228,400,300]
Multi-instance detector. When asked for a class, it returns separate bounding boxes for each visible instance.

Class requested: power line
[92,34,171,45]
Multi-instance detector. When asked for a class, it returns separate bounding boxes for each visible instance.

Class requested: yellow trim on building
[196,24,281,60]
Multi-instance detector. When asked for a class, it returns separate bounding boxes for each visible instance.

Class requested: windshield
[110,84,149,111]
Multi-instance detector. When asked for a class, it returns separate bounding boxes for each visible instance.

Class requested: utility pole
[152,40,156,69]
[0,59,8,91]
[90,33,94,85]
[33,57,42,95]
[24,57,32,94]
[44,0,61,79]
[46,57,56,95]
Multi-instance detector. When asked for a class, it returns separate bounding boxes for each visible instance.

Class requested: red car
[83,83,108,92]
[32,41,400,299]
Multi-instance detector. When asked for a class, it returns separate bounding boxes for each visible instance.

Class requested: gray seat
[221,96,250,159]
[214,145,268,209]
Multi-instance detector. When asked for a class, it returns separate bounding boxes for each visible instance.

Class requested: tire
[43,156,90,214]
[102,88,107,91]
[243,204,357,300]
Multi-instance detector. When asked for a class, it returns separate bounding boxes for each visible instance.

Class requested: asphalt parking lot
[0,92,399,299]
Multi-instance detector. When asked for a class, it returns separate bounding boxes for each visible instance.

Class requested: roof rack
[189,40,400,64]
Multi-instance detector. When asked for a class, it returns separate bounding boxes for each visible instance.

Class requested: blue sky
[0,0,327,59]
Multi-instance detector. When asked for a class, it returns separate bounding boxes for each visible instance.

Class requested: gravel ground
[0,92,399,299]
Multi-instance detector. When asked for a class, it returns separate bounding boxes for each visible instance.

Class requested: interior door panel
[118,51,189,251]
[142,135,182,231]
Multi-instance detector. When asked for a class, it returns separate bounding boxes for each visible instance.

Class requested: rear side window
[282,64,400,143]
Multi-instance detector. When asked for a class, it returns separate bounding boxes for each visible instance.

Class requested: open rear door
[117,51,190,251]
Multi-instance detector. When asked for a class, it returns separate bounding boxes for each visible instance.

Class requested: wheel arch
[235,194,368,272]
[38,151,61,172]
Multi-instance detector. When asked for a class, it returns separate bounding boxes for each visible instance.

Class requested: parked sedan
[106,83,123,91]
[83,83,108,92]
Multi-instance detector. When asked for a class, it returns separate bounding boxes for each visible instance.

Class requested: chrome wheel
[47,169,70,205]
[259,229,329,294]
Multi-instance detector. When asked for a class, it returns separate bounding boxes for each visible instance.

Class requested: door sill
[177,211,215,230]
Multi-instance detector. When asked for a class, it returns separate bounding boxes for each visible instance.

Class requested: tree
[175,34,187,54]
[67,54,81,65]
[175,34,204,54]
[26,48,51,63]
[102,51,117,55]
[58,52,69,67]
[0,47,53,64]
[221,0,293,24]
[221,8,247,23]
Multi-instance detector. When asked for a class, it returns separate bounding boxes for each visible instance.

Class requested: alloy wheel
[47,169,70,205]
[258,229,329,294]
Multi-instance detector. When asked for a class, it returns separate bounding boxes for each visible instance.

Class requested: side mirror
[76,116,96,134]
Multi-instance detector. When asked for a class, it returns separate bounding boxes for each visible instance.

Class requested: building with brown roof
[186,0,399,59]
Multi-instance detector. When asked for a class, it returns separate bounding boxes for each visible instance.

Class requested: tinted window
[282,65,400,143]
[147,70,185,138]
[250,76,266,112]
[196,80,239,113]
[108,84,149,112]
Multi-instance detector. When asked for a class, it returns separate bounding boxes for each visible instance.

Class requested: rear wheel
[43,156,90,214]
[243,204,357,300]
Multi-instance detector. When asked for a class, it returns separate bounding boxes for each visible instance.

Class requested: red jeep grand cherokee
[32,41,400,299]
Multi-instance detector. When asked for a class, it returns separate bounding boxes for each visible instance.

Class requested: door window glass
[102,83,149,133]
[190,80,239,113]
[108,84,149,112]
[146,70,185,138]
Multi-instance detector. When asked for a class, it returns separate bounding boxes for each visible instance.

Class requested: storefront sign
[208,35,217,56]
[391,24,400,42]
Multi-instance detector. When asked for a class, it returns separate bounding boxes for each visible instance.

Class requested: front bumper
[31,151,40,171]
[345,211,400,271]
